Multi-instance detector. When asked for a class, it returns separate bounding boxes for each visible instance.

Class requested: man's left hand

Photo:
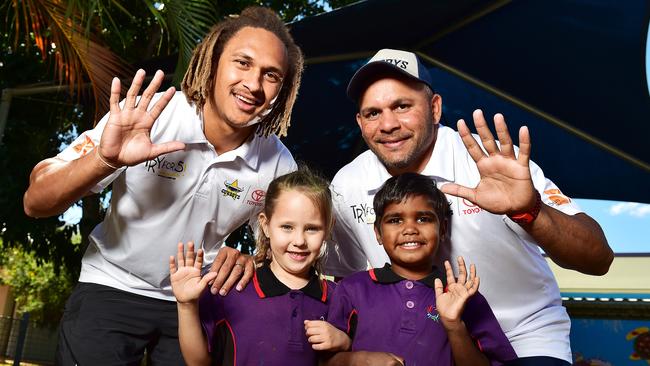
[440,109,537,216]
[208,246,254,295]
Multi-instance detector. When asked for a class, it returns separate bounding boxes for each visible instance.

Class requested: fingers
[457,119,486,163]
[137,70,165,111]
[434,278,444,297]
[472,109,499,156]
[169,256,177,274]
[439,182,476,203]
[199,271,219,288]
[186,242,195,267]
[176,242,185,268]
[149,141,186,160]
[456,256,467,284]
[146,85,176,126]
[209,247,240,295]
[109,77,122,115]
[219,260,246,296]
[494,113,515,158]
[125,69,146,109]
[235,257,254,292]
[517,126,531,166]
[444,260,456,284]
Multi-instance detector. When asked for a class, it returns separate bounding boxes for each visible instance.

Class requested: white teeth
[235,94,255,104]
[400,242,420,247]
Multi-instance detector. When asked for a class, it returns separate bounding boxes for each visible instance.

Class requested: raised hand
[170,242,217,304]
[98,69,185,168]
[434,257,479,331]
[440,109,537,216]
[304,320,351,352]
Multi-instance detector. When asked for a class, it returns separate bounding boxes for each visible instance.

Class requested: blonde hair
[254,167,333,274]
[181,6,304,137]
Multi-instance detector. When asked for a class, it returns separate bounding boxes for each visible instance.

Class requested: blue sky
[574,199,649,253]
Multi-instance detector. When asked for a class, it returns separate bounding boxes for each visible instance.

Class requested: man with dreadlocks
[24,7,302,365]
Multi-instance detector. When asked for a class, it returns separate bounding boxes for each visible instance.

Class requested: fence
[0,315,57,365]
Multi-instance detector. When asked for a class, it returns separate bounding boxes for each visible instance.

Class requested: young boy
[322,173,518,366]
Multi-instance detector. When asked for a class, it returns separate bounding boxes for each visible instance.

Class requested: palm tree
[4,0,218,119]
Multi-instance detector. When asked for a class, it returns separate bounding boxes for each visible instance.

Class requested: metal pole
[13,312,29,366]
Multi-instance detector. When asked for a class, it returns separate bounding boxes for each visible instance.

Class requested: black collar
[252,263,328,302]
[369,263,446,289]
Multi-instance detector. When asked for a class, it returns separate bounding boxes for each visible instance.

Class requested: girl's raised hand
[170,241,218,304]
[434,256,480,331]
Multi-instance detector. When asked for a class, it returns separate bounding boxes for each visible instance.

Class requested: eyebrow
[360,97,414,116]
[383,210,437,218]
[232,52,285,77]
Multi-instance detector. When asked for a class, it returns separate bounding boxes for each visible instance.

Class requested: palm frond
[157,0,219,85]
[9,0,132,120]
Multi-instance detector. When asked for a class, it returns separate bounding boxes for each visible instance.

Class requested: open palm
[441,110,537,215]
[170,242,217,304]
[99,69,185,168]
[434,257,479,328]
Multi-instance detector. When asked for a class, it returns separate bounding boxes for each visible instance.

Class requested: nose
[402,222,419,236]
[242,69,263,95]
[378,111,400,134]
[292,231,307,248]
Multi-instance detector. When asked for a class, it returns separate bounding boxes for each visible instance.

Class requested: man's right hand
[99,69,185,168]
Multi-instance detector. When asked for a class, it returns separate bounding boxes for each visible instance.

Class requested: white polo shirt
[324,124,579,362]
[58,91,296,301]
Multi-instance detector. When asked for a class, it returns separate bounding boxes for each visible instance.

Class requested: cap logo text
[382,58,409,69]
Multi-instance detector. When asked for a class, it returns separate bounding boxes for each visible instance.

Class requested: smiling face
[356,76,442,175]
[375,194,445,279]
[209,26,288,130]
[259,189,326,288]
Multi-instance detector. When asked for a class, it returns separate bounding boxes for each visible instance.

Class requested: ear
[431,94,442,125]
[438,218,448,242]
[374,225,383,247]
[258,212,270,237]
[356,112,363,129]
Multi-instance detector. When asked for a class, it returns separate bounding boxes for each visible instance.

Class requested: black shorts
[56,282,185,366]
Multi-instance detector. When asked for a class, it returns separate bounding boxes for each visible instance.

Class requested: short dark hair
[182,6,303,138]
[373,173,452,232]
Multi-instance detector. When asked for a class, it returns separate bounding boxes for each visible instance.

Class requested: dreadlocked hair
[181,6,304,138]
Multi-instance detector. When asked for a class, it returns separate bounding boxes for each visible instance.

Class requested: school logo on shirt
[350,203,375,224]
[426,305,440,322]
[72,135,96,156]
[222,179,244,200]
[144,156,186,180]
[245,189,265,207]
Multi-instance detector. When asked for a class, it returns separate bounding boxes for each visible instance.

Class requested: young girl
[170,169,349,365]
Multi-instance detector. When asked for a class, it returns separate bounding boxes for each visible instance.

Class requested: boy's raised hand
[169,242,218,304]
[99,69,185,169]
[434,256,480,330]
[304,320,351,352]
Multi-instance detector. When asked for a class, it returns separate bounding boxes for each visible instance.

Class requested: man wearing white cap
[324,49,613,365]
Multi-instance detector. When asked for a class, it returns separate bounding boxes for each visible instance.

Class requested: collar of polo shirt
[252,263,328,302]
[369,263,446,289]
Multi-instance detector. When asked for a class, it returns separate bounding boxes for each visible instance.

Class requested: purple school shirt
[327,264,517,366]
[199,264,335,366]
